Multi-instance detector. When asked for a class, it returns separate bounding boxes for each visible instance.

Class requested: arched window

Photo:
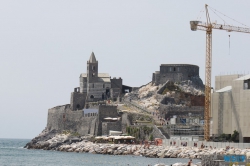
[92,66,95,71]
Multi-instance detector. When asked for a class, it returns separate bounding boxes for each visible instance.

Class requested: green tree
[149,134,154,141]
[231,130,239,142]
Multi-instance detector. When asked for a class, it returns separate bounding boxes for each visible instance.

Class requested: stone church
[70,52,123,110]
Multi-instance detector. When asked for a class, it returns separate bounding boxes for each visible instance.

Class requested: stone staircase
[157,126,170,139]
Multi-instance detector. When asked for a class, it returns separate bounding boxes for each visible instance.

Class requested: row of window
[162,67,196,72]
[169,67,180,72]
[84,113,98,117]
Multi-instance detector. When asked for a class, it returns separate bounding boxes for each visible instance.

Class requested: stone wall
[102,121,122,135]
[110,88,121,99]
[96,105,119,136]
[47,104,97,135]
[111,78,122,91]
[70,92,87,110]
[87,82,111,99]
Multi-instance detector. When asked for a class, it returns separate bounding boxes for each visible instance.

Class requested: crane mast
[190,4,250,141]
[204,4,212,141]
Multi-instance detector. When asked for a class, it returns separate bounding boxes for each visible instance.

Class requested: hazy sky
[1,1,250,139]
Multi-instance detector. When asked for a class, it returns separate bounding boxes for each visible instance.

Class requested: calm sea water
[0,139,200,166]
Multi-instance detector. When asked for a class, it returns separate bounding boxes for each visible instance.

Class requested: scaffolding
[170,124,204,136]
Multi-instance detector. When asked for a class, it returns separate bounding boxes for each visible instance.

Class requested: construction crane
[190,4,250,141]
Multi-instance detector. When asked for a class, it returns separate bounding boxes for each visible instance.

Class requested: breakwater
[25,134,250,160]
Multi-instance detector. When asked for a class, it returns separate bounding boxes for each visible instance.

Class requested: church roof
[98,73,110,77]
[98,77,110,83]
[81,73,87,77]
[89,52,97,63]
[80,73,110,78]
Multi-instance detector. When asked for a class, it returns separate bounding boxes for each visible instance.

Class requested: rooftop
[160,64,199,67]
[89,52,97,63]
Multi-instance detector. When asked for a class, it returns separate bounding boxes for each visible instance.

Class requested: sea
[0,139,200,166]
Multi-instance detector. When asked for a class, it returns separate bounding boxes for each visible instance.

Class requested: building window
[177,67,180,71]
[169,67,172,72]
[92,73,95,77]
[92,84,94,88]
[174,67,176,71]
[103,84,105,88]
[92,66,95,71]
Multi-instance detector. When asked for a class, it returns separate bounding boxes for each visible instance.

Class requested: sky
[0,0,250,139]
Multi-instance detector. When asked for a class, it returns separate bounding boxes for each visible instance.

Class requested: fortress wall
[47,104,97,135]
[96,105,118,135]
[70,92,86,110]
[111,78,123,92]
[152,64,201,85]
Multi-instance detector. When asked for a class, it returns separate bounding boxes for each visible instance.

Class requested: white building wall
[212,75,250,142]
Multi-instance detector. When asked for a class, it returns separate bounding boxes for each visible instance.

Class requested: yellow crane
[190,4,250,141]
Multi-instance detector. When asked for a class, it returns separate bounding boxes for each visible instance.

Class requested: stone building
[211,74,250,143]
[152,64,203,87]
[70,52,123,110]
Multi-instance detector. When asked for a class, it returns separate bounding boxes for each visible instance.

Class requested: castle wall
[96,105,118,136]
[70,91,86,110]
[47,104,97,135]
[152,64,200,85]
[111,78,122,91]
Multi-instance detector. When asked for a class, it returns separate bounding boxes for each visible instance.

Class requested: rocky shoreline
[25,132,250,161]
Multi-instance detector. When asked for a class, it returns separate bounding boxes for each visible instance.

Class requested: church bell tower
[87,52,98,83]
